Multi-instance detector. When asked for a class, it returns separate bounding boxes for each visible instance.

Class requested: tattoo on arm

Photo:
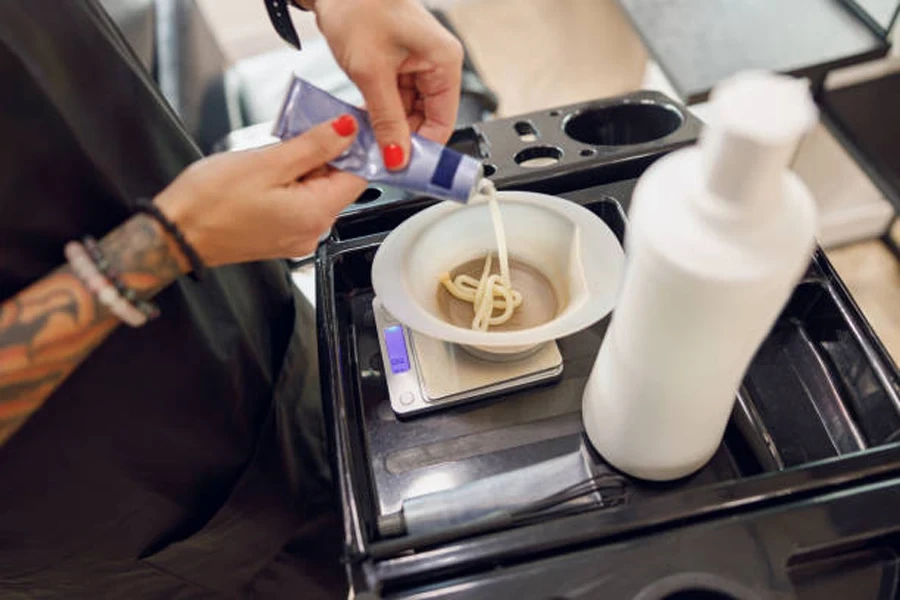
[0,214,186,444]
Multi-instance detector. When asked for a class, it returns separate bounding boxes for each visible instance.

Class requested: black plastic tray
[335,196,762,523]
[317,193,900,597]
[314,95,900,597]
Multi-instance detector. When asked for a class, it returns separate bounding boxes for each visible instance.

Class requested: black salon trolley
[312,92,900,599]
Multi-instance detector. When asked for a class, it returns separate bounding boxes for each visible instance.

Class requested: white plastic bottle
[581,71,818,481]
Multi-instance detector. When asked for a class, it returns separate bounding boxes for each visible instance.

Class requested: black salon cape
[0,2,344,598]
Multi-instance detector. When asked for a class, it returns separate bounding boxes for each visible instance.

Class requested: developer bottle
[582,71,818,481]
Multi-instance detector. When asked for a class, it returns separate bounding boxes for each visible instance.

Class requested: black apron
[0,2,343,597]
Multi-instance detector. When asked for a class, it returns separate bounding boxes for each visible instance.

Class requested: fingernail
[331,114,356,137]
[382,144,404,169]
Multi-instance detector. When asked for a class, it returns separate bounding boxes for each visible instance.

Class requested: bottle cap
[701,71,817,209]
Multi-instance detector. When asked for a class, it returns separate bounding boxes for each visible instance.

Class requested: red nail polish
[382,143,404,170]
[331,114,356,137]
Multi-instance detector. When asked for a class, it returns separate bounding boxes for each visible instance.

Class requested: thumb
[265,114,359,183]
[357,68,411,170]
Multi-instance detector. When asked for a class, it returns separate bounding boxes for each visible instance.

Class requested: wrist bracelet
[65,242,151,327]
[134,199,207,281]
[83,236,161,321]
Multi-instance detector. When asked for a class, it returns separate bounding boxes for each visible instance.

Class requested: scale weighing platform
[372,298,564,416]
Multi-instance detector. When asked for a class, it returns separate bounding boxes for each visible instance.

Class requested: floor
[197,0,900,362]
[828,220,900,360]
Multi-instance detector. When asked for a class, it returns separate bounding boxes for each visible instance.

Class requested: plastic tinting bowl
[371,190,625,352]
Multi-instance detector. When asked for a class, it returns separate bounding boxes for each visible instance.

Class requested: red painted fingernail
[382,144,404,170]
[331,114,356,137]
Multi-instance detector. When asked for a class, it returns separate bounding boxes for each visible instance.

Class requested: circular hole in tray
[482,163,497,177]
[580,148,596,157]
[634,574,760,600]
[514,145,563,168]
[549,110,560,117]
[564,103,683,146]
[661,591,738,600]
[357,187,383,203]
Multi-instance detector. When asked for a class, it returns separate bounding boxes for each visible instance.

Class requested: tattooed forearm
[0,214,187,445]
[0,268,112,444]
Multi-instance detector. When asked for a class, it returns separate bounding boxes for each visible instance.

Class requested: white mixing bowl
[371,190,625,350]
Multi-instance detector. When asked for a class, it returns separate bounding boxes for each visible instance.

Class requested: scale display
[383,325,411,374]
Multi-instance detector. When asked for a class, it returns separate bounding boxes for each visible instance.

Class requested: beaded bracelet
[134,199,207,281]
[65,242,150,327]
[82,236,161,321]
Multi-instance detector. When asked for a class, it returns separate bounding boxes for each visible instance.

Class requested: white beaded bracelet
[65,242,148,327]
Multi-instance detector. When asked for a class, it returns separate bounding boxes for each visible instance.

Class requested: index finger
[351,62,412,170]
[261,115,359,183]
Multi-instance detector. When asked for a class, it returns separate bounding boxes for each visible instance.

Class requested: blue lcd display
[384,326,411,374]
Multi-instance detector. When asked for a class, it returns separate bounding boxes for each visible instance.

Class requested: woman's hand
[0,116,363,445]
[311,0,464,169]
[154,115,366,267]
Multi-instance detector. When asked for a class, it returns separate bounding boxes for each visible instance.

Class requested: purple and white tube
[273,75,485,204]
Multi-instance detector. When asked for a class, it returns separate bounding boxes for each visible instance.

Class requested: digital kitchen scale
[373,297,564,416]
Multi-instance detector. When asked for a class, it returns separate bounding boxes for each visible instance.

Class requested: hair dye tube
[273,75,484,203]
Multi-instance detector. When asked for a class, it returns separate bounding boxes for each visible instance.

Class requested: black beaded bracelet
[134,199,207,281]
[83,236,161,321]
